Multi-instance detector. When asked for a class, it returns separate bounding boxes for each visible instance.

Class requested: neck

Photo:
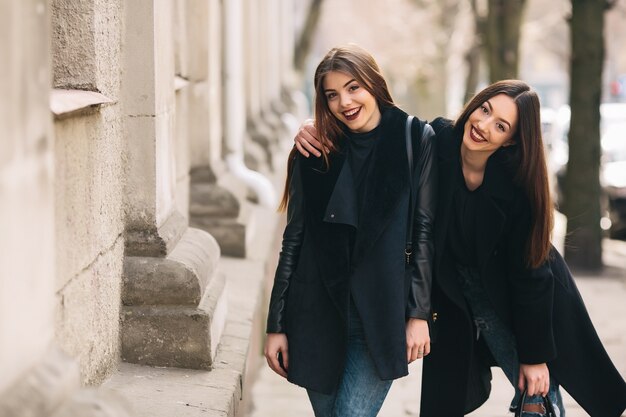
[460,144,499,191]
[460,143,493,174]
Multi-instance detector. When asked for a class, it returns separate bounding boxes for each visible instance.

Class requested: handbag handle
[513,389,557,417]
[405,116,415,264]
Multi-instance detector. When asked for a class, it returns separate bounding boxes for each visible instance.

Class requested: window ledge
[50,89,114,119]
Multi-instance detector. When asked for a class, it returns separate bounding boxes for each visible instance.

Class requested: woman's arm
[265,156,305,377]
[406,123,437,320]
[266,156,304,333]
[405,122,437,362]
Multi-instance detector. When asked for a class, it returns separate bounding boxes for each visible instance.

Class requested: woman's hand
[518,363,550,396]
[294,119,323,157]
[265,333,289,378]
[406,318,430,363]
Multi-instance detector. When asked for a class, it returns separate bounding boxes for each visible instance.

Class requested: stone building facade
[0,0,307,416]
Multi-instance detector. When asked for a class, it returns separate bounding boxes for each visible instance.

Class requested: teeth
[471,127,485,141]
[344,108,359,116]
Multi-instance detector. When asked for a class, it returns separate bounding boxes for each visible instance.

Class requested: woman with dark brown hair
[265,44,437,417]
[294,80,626,417]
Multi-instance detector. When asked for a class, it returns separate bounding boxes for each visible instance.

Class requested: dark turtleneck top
[345,125,380,220]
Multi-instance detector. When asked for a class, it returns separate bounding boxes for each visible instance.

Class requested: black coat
[266,106,437,394]
[420,118,626,417]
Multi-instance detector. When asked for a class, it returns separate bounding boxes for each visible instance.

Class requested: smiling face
[323,70,381,133]
[462,93,519,155]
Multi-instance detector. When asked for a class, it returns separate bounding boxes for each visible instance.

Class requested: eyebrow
[324,78,357,93]
[486,100,512,129]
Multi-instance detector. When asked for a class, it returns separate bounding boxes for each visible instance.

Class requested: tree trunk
[293,0,323,74]
[485,0,526,82]
[563,0,607,271]
[464,0,483,102]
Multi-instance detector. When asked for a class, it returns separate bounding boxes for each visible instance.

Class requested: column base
[189,169,255,258]
[121,227,226,370]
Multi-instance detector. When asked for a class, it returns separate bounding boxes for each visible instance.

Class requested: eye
[349,84,360,92]
[496,123,506,132]
[480,104,489,114]
[326,92,337,100]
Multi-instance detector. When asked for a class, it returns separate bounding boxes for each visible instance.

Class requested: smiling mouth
[469,126,486,143]
[343,107,361,121]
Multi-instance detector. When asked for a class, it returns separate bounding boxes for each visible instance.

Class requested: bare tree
[463,0,484,101]
[484,0,527,82]
[563,0,616,271]
[462,0,526,100]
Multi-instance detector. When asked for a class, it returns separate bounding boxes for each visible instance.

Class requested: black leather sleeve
[266,156,304,333]
[406,123,437,320]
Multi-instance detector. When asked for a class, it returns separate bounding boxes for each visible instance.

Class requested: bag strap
[405,116,415,264]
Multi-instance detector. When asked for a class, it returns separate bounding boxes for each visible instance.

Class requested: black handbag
[513,389,557,417]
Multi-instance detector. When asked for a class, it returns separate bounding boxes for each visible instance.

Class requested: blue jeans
[306,301,393,417]
[457,266,565,417]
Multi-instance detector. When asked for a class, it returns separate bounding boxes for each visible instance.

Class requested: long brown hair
[455,80,553,268]
[279,45,395,211]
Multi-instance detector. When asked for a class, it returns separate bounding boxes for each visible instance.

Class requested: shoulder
[430,117,454,136]
[428,117,460,159]
[297,150,323,169]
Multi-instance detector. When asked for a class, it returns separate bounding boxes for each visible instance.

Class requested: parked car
[547,103,626,239]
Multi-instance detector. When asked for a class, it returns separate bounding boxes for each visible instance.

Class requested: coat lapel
[475,149,518,270]
[351,107,409,266]
[323,155,358,228]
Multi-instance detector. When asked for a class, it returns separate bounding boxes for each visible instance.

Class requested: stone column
[182,0,245,258]
[121,0,226,370]
[258,0,286,135]
[277,0,308,134]
[244,0,279,170]
[222,0,275,207]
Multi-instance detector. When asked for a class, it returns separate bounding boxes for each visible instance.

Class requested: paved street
[248,238,626,416]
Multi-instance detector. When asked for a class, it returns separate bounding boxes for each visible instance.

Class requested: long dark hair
[279,45,395,211]
[455,80,553,268]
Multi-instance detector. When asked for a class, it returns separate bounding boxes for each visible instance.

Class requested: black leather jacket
[267,123,436,333]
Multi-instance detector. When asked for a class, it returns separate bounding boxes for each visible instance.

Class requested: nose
[476,116,489,133]
[339,92,352,108]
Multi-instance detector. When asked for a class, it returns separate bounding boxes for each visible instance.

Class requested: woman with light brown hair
[264,44,437,417]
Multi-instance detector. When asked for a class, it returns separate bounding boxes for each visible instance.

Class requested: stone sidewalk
[247,239,626,417]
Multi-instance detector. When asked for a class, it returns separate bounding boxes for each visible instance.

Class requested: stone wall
[1,0,304,415]
[0,0,56,395]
